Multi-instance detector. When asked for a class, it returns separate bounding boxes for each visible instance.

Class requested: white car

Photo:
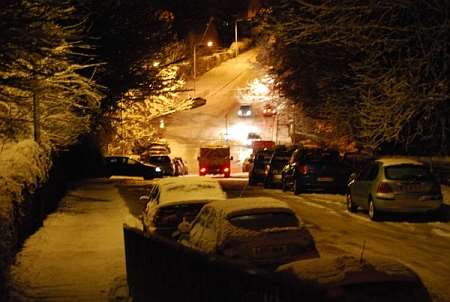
[141,176,226,238]
[178,197,318,269]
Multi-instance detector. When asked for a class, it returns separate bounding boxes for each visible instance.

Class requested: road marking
[431,228,450,238]
[346,212,371,222]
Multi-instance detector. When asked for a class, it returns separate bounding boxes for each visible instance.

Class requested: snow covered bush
[0,139,52,299]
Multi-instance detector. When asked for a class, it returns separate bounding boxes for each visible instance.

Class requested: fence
[123,226,321,302]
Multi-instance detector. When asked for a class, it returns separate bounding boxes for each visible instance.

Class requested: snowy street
[9,177,450,301]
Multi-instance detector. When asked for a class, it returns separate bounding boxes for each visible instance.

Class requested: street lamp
[193,41,213,96]
[234,18,250,57]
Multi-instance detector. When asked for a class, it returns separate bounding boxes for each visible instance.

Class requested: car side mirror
[197,156,200,161]
[230,156,234,160]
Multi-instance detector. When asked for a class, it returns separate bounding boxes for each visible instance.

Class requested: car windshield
[271,159,289,169]
[228,212,299,230]
[384,164,432,181]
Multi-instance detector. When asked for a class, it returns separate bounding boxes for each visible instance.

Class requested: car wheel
[143,174,153,180]
[248,177,256,186]
[368,198,380,221]
[346,191,357,213]
[264,177,271,188]
[294,178,302,195]
[281,177,288,192]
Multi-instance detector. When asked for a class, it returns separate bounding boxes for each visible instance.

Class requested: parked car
[346,158,443,221]
[242,156,253,172]
[142,154,174,176]
[262,103,277,117]
[103,156,162,180]
[178,197,318,269]
[282,147,353,194]
[237,104,252,117]
[343,151,374,172]
[277,255,431,301]
[172,157,188,176]
[248,149,274,185]
[264,148,294,188]
[141,176,226,238]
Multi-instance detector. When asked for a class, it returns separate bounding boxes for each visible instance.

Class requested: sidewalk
[10,179,131,302]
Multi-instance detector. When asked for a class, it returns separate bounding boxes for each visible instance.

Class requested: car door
[352,163,379,208]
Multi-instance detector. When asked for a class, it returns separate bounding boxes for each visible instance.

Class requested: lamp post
[193,41,213,96]
[234,18,250,57]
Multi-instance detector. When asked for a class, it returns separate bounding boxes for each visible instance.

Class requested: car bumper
[374,195,443,213]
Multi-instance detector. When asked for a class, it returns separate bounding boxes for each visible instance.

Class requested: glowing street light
[193,40,213,96]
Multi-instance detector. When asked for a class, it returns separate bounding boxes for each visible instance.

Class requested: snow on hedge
[0,139,52,215]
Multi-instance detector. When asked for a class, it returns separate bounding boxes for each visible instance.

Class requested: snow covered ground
[10,179,131,302]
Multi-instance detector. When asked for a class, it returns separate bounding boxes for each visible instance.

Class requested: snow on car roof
[206,197,294,218]
[276,255,419,287]
[377,157,424,167]
[156,176,226,205]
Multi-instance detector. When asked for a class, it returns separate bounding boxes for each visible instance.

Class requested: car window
[128,158,137,165]
[154,203,205,228]
[384,164,432,181]
[228,212,299,230]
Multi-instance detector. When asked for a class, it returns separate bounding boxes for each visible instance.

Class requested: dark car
[237,104,252,117]
[264,147,294,188]
[104,156,162,180]
[172,157,189,176]
[248,149,274,185]
[143,155,174,176]
[281,147,353,194]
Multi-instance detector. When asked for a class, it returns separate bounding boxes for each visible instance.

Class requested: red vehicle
[198,146,233,178]
[251,140,275,153]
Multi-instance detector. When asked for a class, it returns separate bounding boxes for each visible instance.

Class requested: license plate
[401,184,425,192]
[253,245,287,256]
[317,177,334,182]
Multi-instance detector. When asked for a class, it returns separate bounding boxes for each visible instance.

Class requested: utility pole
[32,88,40,143]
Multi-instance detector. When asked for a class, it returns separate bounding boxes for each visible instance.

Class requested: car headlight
[238,110,242,115]
[155,167,161,172]
[246,110,252,116]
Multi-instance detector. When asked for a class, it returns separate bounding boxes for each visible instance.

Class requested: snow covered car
[347,158,443,220]
[140,176,226,238]
[276,255,431,301]
[178,197,318,269]
[104,156,162,180]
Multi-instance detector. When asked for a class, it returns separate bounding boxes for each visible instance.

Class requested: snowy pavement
[10,179,130,302]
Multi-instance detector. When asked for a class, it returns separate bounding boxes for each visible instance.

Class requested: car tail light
[377,182,393,193]
[200,167,207,173]
[223,167,229,173]
[296,165,309,175]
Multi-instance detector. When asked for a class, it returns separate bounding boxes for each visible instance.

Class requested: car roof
[376,157,424,167]
[277,255,420,287]
[155,176,226,205]
[205,197,294,218]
